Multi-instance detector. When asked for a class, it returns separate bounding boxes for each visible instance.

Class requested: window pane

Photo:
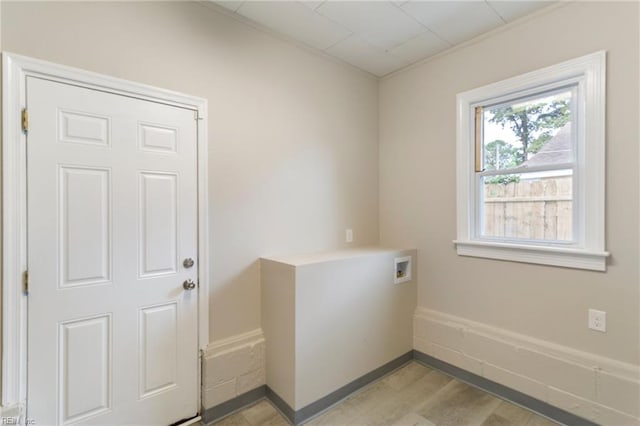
[481,170,573,242]
[482,90,573,171]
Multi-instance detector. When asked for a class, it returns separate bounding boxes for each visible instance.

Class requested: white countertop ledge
[261,246,416,266]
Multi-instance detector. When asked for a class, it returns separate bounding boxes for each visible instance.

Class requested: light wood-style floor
[211,361,559,426]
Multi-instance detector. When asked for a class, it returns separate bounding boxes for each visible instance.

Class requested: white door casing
[2,53,209,422]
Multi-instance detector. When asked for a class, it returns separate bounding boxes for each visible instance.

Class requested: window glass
[482,89,573,171]
[478,89,575,242]
[481,171,573,241]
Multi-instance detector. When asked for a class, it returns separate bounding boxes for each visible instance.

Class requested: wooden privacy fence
[483,176,572,241]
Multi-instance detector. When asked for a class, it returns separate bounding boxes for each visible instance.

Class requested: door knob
[183,258,195,268]
[183,279,196,290]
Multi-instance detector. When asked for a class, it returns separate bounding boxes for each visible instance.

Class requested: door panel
[59,315,111,424]
[27,76,199,425]
[58,110,111,147]
[59,166,111,287]
[139,172,178,277]
[139,303,178,398]
[138,123,177,153]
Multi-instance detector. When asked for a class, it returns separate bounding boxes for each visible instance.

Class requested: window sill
[453,240,609,271]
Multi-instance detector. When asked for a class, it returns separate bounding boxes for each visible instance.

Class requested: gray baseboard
[202,351,413,425]
[204,350,598,426]
[201,385,266,424]
[270,351,414,425]
[413,350,598,426]
[265,386,297,424]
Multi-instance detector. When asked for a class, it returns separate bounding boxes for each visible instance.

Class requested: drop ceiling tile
[326,35,409,77]
[214,1,244,12]
[298,0,325,11]
[401,1,504,45]
[488,1,553,22]
[388,30,450,64]
[236,1,352,50]
[316,1,426,50]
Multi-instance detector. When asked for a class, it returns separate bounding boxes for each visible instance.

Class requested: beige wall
[1,1,379,342]
[379,1,639,365]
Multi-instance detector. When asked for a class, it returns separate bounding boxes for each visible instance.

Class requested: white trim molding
[455,51,608,271]
[1,52,210,412]
[414,307,640,425]
[453,240,609,271]
[204,328,266,358]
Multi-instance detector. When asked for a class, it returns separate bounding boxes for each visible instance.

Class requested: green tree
[489,98,570,165]
[484,139,518,171]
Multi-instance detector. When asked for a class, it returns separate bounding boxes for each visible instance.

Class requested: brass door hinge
[21,108,29,133]
[23,270,29,294]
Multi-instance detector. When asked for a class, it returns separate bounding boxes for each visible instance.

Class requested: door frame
[1,52,210,416]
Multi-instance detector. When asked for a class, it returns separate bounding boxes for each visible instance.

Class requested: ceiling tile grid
[400,1,505,45]
[237,1,352,50]
[315,1,427,50]
[326,35,410,76]
[212,0,554,77]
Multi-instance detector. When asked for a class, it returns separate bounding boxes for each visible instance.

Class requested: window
[454,52,608,271]
[478,88,575,242]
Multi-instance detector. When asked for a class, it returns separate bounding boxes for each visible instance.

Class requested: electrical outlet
[588,309,606,332]
[345,229,353,243]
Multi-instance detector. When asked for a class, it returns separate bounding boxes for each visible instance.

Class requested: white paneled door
[26,76,199,425]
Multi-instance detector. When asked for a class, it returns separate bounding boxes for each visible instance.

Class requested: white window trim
[454,51,609,271]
